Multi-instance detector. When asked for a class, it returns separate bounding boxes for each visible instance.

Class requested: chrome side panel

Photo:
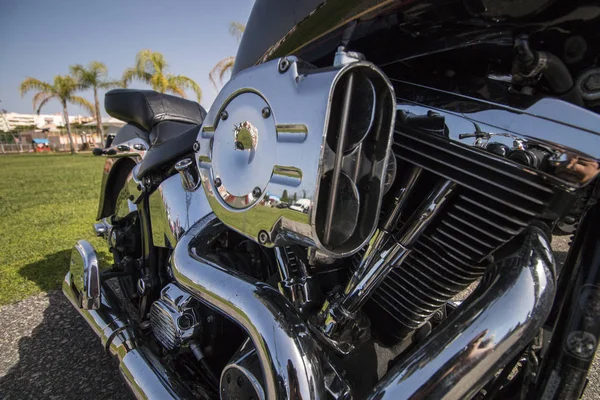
[96,137,148,220]
[148,174,212,248]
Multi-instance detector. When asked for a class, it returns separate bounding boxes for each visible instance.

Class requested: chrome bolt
[192,141,200,151]
[261,107,271,118]
[278,58,290,73]
[258,230,269,244]
[214,177,222,188]
[137,276,152,296]
[252,187,262,198]
[220,110,228,120]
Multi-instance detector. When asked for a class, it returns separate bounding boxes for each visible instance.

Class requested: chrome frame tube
[368,227,556,400]
[172,214,326,400]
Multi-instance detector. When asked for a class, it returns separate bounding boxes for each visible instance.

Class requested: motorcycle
[63,0,600,398]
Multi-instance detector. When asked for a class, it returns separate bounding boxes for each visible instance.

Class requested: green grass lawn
[0,153,110,305]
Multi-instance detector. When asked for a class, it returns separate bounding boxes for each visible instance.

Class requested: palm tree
[209,22,245,90]
[122,50,202,103]
[20,75,94,154]
[70,61,121,145]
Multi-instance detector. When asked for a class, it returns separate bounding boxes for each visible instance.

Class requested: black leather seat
[105,89,207,178]
[105,89,206,132]
[136,125,201,178]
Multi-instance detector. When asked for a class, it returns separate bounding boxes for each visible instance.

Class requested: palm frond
[209,57,235,91]
[69,95,95,115]
[88,61,108,77]
[98,79,124,89]
[32,92,54,112]
[168,75,202,103]
[54,75,85,99]
[122,67,152,86]
[36,94,55,115]
[70,61,109,88]
[229,22,246,42]
[20,77,53,97]
[167,86,186,98]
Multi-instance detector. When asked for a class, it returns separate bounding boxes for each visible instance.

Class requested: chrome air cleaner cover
[195,57,396,257]
[211,95,276,209]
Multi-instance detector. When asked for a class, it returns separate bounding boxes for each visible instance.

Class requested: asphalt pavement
[0,236,598,399]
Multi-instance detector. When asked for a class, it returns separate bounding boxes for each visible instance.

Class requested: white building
[0,112,94,132]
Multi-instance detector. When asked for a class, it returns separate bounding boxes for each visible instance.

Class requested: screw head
[252,187,262,198]
[261,107,271,118]
[258,230,269,244]
[237,376,244,387]
[192,141,200,151]
[220,110,228,120]
[214,177,222,188]
[278,58,290,73]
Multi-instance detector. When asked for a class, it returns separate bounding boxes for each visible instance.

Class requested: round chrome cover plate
[211,92,277,209]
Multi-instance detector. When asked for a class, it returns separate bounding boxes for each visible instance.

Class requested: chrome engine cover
[195,57,396,257]
[150,284,199,350]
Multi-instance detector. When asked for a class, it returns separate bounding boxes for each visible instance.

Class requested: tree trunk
[94,87,105,146]
[63,102,76,154]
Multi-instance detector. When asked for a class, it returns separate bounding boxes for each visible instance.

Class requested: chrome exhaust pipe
[368,227,556,400]
[171,213,326,400]
[63,272,183,399]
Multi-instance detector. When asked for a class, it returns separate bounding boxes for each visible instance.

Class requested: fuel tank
[234,0,573,75]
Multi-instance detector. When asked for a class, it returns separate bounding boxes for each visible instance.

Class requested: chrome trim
[62,272,182,399]
[174,157,201,191]
[274,246,319,313]
[172,213,326,400]
[368,227,556,400]
[393,80,600,188]
[70,240,101,310]
[221,339,266,400]
[149,284,200,350]
[93,218,112,238]
[148,174,212,248]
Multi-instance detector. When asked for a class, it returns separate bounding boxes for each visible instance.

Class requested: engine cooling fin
[367,121,556,341]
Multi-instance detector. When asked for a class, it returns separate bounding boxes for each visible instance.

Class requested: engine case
[150,284,200,350]
[195,57,396,257]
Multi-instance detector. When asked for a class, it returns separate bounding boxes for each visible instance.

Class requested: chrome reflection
[172,213,326,400]
[62,272,185,399]
[96,137,148,220]
[393,80,600,188]
[148,174,212,248]
[368,227,556,400]
[70,240,101,310]
[196,57,396,257]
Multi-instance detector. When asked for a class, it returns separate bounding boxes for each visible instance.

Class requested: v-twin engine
[63,54,600,399]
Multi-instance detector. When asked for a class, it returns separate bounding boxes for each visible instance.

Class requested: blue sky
[0,0,255,115]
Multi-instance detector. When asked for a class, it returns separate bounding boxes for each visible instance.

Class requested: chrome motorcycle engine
[195,57,396,257]
[150,284,200,350]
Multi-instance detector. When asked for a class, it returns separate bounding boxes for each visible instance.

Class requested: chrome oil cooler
[195,57,396,257]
